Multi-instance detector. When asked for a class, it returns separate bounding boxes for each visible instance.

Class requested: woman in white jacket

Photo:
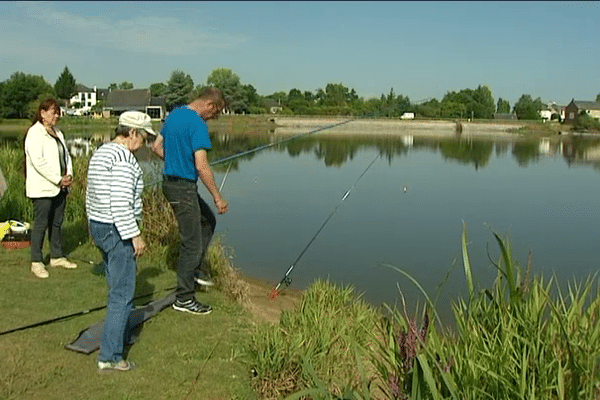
[24,98,77,278]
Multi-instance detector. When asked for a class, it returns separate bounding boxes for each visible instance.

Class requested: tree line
[0,65,595,120]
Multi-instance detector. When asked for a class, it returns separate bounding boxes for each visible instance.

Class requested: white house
[67,85,109,115]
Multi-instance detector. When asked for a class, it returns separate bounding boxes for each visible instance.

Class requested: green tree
[242,84,259,112]
[118,81,133,90]
[472,85,495,119]
[54,66,77,105]
[165,70,194,111]
[513,94,544,120]
[497,98,511,114]
[323,83,349,107]
[206,68,246,114]
[108,83,118,91]
[0,72,55,118]
[596,93,600,102]
[149,82,167,97]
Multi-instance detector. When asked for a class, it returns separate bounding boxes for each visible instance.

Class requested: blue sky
[2,1,599,106]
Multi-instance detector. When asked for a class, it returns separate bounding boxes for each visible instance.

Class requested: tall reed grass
[282,223,600,399]
[247,279,379,399]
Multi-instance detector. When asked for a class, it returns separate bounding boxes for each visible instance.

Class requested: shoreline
[272,116,529,138]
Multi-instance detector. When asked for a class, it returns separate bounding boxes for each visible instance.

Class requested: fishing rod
[143,117,358,188]
[268,153,381,300]
[0,285,176,336]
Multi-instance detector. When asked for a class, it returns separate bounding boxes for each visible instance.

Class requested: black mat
[65,292,176,354]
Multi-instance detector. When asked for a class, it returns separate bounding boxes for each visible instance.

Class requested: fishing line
[268,153,382,300]
[0,285,176,336]
[143,117,360,188]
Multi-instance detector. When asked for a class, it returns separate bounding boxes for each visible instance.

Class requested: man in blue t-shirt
[152,87,230,315]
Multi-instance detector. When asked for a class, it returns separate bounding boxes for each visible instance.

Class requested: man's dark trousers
[163,178,216,302]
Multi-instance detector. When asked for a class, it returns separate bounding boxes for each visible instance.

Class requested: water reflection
[207,126,600,173]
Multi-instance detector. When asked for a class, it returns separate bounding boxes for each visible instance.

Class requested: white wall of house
[539,110,552,120]
[587,110,600,120]
[69,86,99,111]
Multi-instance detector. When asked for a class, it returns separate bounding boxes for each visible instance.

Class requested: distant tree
[0,72,55,118]
[497,98,511,114]
[206,68,246,113]
[108,83,118,91]
[513,94,544,120]
[242,84,259,112]
[267,91,287,106]
[165,70,194,111]
[149,82,167,97]
[118,81,133,90]
[54,66,77,105]
[596,93,600,103]
[287,88,308,114]
[323,83,350,107]
[472,85,495,119]
[416,98,441,118]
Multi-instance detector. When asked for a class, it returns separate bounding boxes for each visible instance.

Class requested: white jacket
[25,121,73,198]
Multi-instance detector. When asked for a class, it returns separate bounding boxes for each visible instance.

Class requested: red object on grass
[2,241,30,250]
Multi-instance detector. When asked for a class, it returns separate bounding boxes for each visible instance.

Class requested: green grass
[0,240,258,400]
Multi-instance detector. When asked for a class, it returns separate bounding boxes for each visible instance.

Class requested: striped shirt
[86,143,143,240]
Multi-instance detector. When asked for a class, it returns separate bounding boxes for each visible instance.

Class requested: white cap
[119,111,156,136]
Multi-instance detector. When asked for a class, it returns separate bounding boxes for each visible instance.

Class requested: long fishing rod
[143,117,358,188]
[0,285,176,336]
[268,153,381,300]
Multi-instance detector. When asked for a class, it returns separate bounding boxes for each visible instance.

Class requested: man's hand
[215,197,230,214]
[132,235,146,257]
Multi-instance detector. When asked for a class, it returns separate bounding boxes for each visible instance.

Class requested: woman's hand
[60,174,72,188]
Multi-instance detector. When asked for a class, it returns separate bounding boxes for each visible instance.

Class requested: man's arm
[195,149,229,214]
[151,133,165,160]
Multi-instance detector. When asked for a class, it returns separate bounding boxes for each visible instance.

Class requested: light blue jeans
[89,220,136,362]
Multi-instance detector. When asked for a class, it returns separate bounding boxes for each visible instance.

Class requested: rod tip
[268,288,279,300]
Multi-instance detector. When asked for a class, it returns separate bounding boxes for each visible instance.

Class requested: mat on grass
[65,292,176,354]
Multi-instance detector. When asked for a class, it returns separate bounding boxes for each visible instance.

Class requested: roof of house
[148,96,166,107]
[105,89,151,110]
[569,100,600,110]
[76,84,94,93]
[96,88,110,101]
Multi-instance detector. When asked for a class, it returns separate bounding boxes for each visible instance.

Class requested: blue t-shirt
[161,106,212,181]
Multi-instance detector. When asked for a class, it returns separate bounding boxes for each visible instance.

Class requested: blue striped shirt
[86,143,143,240]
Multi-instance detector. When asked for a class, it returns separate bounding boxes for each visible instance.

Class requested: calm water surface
[184,130,600,323]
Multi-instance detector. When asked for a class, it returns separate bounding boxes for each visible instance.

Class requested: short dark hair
[198,87,227,110]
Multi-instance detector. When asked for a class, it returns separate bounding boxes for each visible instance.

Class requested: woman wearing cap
[24,98,77,279]
[85,111,156,373]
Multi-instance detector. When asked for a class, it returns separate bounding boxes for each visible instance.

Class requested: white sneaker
[50,257,77,269]
[31,262,49,278]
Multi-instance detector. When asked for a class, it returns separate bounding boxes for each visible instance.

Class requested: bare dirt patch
[240,275,302,324]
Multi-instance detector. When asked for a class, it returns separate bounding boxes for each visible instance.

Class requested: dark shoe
[172,299,212,315]
[194,269,215,286]
[98,359,135,373]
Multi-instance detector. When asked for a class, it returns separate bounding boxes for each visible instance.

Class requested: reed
[366,223,600,399]
[285,223,600,399]
[247,279,379,399]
